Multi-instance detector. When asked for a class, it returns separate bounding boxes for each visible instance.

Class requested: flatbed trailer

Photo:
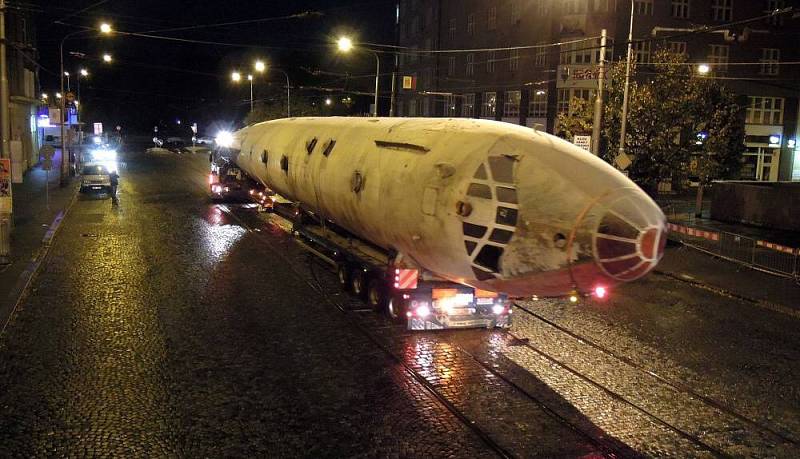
[289,207,512,331]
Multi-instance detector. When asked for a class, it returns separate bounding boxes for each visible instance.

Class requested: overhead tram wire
[51,0,111,24]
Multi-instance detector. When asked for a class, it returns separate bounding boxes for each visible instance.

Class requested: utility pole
[618,0,635,165]
[591,29,607,156]
[0,0,11,264]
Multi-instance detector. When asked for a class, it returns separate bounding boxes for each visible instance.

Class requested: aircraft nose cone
[593,190,667,282]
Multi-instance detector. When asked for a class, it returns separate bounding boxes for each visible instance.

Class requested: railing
[662,204,799,281]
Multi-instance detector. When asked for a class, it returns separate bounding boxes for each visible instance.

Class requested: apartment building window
[466,53,475,76]
[633,40,651,64]
[511,1,521,23]
[448,56,456,76]
[711,0,732,21]
[558,88,594,114]
[482,92,497,117]
[668,41,687,55]
[634,0,653,15]
[462,94,475,117]
[746,97,784,124]
[529,90,547,118]
[537,1,549,16]
[594,0,616,12]
[708,44,729,72]
[487,51,496,73]
[564,0,585,14]
[504,91,521,117]
[467,13,475,35]
[509,49,520,71]
[760,48,780,75]
[448,18,456,39]
[535,46,547,67]
[410,46,418,63]
[488,7,497,31]
[671,0,690,18]
[766,0,785,26]
[411,16,420,34]
[409,99,418,116]
[560,41,594,64]
[445,95,457,116]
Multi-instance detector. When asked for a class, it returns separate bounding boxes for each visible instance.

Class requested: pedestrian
[109,170,119,205]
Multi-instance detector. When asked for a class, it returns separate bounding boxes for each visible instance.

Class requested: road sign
[614,152,632,171]
[573,135,591,151]
[93,122,103,135]
[40,144,55,160]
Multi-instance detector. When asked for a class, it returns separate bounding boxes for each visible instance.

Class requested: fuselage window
[261,150,268,164]
[488,155,515,183]
[467,183,492,199]
[322,139,336,157]
[496,187,517,204]
[280,155,289,173]
[306,137,318,154]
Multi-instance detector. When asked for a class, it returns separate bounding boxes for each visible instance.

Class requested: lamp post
[59,23,112,186]
[247,74,254,112]
[255,60,291,117]
[617,0,635,167]
[76,68,88,145]
[337,36,380,117]
[64,71,70,91]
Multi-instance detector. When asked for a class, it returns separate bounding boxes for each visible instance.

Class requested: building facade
[395,0,800,182]
[6,5,39,177]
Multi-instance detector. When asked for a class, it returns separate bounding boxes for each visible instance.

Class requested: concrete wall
[711,181,800,232]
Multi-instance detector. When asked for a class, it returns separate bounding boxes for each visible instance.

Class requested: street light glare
[698,64,710,75]
[247,74,253,81]
[80,68,89,76]
[337,36,354,52]
[56,92,62,98]
[41,93,48,99]
[100,23,112,34]
[231,71,241,82]
[255,60,266,72]
[102,54,112,63]
[325,98,332,106]
[64,71,70,76]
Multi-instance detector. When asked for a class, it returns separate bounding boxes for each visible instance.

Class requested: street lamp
[55,92,62,99]
[247,74,254,111]
[99,23,112,34]
[697,64,710,75]
[254,60,291,117]
[618,0,635,167]
[337,36,380,117]
[64,71,70,91]
[41,93,48,101]
[231,71,241,82]
[102,53,112,63]
[80,68,88,77]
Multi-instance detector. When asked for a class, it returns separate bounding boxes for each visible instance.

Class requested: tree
[555,96,593,142]
[601,50,745,193]
[244,96,325,125]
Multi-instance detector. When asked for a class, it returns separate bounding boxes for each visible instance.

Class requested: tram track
[510,300,798,456]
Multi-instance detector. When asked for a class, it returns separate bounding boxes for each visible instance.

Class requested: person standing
[109,170,119,205]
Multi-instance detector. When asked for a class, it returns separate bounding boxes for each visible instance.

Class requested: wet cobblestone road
[1,150,799,457]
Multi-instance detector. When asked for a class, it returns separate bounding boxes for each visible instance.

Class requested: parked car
[79,164,112,193]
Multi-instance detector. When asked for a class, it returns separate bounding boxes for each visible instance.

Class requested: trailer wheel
[337,264,350,290]
[367,279,386,313]
[351,269,366,298]
[385,296,404,323]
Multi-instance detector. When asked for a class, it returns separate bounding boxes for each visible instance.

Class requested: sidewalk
[657,194,800,247]
[0,150,78,330]
[658,244,800,313]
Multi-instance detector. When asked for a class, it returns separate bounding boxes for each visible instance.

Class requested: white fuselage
[232,117,667,297]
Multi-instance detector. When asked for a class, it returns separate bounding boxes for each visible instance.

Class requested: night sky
[36,0,396,136]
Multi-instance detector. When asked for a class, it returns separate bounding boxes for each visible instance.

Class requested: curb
[0,185,80,336]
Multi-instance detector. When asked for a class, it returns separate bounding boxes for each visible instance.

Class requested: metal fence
[665,218,799,281]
